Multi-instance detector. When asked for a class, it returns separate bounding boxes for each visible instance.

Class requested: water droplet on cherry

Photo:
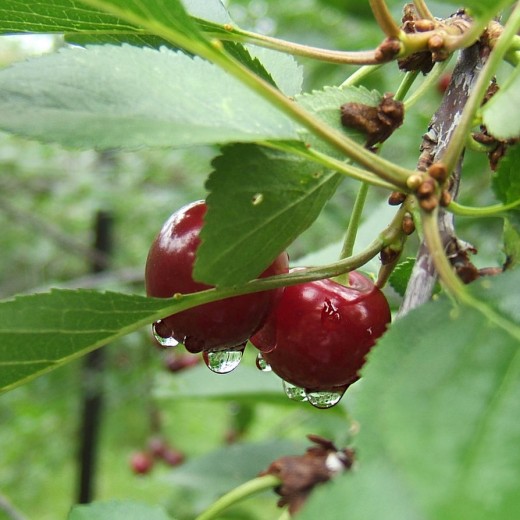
[203,346,244,374]
[256,353,271,372]
[282,380,307,402]
[152,321,179,348]
[306,388,345,409]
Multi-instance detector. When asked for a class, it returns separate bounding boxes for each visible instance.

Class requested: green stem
[335,182,370,286]
[440,3,520,173]
[340,64,383,88]
[394,70,420,101]
[448,199,520,217]
[262,141,399,190]
[149,218,404,326]
[340,183,370,261]
[413,0,434,20]
[369,0,402,38]
[421,208,469,299]
[421,207,520,341]
[225,27,380,64]
[278,509,292,520]
[195,475,281,520]
[209,50,413,189]
[404,59,452,109]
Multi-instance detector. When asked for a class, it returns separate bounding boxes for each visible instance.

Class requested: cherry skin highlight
[251,271,391,391]
[145,200,289,353]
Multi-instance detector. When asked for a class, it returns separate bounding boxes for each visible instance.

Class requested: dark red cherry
[145,200,289,353]
[251,271,391,392]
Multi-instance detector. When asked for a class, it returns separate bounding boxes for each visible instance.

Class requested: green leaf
[0,290,166,393]
[388,257,416,297]
[492,144,520,265]
[492,144,520,208]
[0,286,254,393]
[0,45,298,149]
[483,65,520,140]
[194,144,342,286]
[79,0,205,44]
[68,501,171,520]
[223,42,304,96]
[0,0,132,34]
[300,270,520,520]
[0,0,234,46]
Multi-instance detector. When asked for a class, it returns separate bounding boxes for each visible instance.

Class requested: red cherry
[130,452,154,475]
[161,447,185,466]
[251,272,391,392]
[145,201,289,353]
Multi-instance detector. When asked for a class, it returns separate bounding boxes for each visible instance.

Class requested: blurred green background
[0,1,502,519]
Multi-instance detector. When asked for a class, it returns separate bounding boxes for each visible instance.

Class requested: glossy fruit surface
[251,272,391,391]
[145,200,289,353]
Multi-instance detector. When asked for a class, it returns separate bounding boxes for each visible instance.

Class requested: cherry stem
[149,215,404,326]
[335,182,370,286]
[277,509,292,520]
[404,60,452,109]
[194,475,281,520]
[224,26,381,64]
[339,182,370,262]
[262,141,400,190]
[448,199,520,217]
[413,0,434,20]
[394,70,420,101]
[369,0,402,38]
[340,64,383,88]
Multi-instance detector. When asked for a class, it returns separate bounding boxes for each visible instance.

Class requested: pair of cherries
[145,201,390,406]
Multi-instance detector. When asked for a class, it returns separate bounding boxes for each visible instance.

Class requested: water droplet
[251,193,264,205]
[255,353,271,372]
[203,347,244,374]
[306,388,345,409]
[152,321,179,348]
[283,380,308,402]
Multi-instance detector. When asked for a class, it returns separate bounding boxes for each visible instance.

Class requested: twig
[397,42,486,317]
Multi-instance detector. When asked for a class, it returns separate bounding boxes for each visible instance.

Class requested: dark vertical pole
[77,210,113,503]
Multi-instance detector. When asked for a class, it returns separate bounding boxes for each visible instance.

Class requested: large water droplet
[203,347,244,374]
[283,380,307,402]
[255,353,271,372]
[306,388,345,409]
[152,321,179,348]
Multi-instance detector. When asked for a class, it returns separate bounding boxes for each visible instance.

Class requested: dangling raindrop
[152,321,179,348]
[283,380,307,402]
[203,347,244,374]
[255,352,271,372]
[306,388,345,409]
